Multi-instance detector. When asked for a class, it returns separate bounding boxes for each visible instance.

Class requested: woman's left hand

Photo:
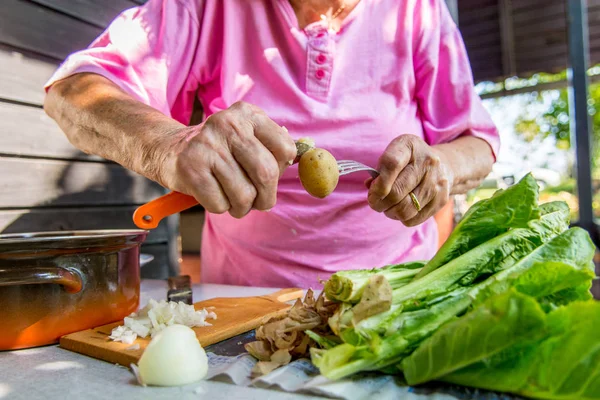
[367,135,454,226]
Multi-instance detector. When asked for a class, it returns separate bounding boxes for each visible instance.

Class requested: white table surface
[0,280,320,400]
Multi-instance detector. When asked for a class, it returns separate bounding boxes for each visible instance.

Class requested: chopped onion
[110,299,216,344]
[109,325,137,344]
[126,344,140,351]
[124,316,150,337]
[136,324,208,386]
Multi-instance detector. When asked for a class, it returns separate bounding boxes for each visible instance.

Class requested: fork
[133,149,380,229]
[337,160,380,178]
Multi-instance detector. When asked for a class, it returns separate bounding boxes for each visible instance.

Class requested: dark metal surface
[0,229,147,350]
[167,275,193,304]
[567,0,599,246]
[0,266,82,293]
[205,330,257,357]
[0,229,147,250]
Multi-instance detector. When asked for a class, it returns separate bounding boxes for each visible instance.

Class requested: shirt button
[315,69,325,80]
[316,54,327,64]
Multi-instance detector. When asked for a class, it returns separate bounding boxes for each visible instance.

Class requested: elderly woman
[44,0,499,288]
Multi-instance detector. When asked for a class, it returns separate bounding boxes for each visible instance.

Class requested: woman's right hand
[157,101,297,218]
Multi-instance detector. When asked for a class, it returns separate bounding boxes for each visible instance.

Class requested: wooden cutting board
[60,288,304,366]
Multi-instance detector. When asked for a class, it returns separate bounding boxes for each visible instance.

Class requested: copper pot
[0,230,148,350]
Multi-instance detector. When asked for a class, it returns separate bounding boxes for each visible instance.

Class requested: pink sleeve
[412,0,500,160]
[44,0,203,125]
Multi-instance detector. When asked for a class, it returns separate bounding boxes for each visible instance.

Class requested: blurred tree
[513,80,600,179]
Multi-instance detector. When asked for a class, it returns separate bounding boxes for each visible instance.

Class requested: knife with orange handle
[132,140,313,229]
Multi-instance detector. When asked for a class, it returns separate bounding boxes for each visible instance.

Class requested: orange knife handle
[133,191,199,229]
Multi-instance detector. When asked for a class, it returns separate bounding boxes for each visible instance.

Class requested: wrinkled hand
[367,135,454,226]
[159,101,297,218]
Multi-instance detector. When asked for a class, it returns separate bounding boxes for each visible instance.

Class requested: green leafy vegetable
[294,175,599,400]
[314,293,473,380]
[324,261,424,303]
[393,227,539,305]
[441,301,600,400]
[304,330,341,350]
[469,227,596,305]
[529,301,600,399]
[394,201,570,306]
[415,173,541,279]
[402,290,547,385]
[539,281,595,311]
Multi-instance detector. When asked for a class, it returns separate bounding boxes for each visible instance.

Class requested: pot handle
[0,266,83,294]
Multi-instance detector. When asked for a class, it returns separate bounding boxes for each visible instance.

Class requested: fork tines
[337,160,379,177]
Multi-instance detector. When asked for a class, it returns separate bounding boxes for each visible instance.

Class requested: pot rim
[0,229,149,245]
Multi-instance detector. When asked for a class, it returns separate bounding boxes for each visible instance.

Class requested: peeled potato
[298,148,339,198]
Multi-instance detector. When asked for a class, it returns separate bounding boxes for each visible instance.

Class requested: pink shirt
[46,0,499,289]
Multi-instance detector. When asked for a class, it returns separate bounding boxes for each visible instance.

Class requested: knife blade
[204,330,257,356]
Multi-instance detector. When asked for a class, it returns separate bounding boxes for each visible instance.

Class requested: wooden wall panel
[512,3,565,24]
[0,0,102,60]
[458,1,503,82]
[0,46,58,105]
[0,157,164,208]
[457,0,600,82]
[0,102,101,161]
[29,0,139,28]
[511,0,567,77]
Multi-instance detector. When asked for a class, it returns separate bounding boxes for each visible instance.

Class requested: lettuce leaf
[469,227,596,305]
[402,249,599,399]
[311,173,596,393]
[528,200,571,241]
[415,173,541,279]
[539,281,594,311]
[311,292,474,380]
[440,301,600,400]
[392,228,537,304]
[395,201,571,306]
[401,290,547,385]
[528,301,600,399]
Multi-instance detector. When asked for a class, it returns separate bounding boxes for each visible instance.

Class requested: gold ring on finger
[409,192,422,212]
